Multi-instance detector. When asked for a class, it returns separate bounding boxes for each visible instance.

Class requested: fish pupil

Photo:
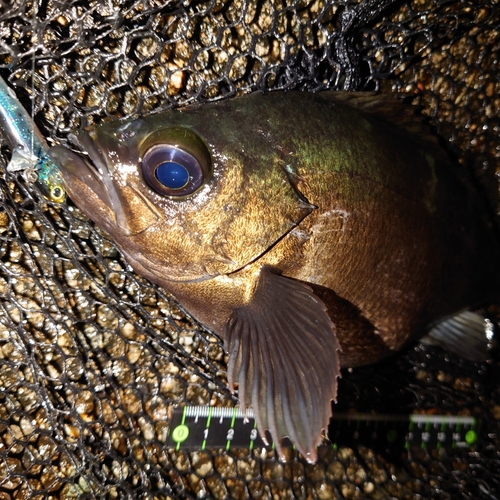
[155,161,190,189]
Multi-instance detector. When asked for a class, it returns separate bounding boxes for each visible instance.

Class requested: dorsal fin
[321,91,444,149]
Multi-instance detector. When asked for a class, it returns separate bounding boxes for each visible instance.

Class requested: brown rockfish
[50,92,500,462]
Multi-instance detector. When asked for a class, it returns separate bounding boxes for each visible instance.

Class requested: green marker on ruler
[405,418,415,450]
[172,406,190,451]
[202,407,213,451]
[249,420,258,451]
[226,407,237,451]
[167,407,479,453]
[437,421,447,449]
[421,419,432,450]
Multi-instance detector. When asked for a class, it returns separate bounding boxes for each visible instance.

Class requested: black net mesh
[0,0,499,498]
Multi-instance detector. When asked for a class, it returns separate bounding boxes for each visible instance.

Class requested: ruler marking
[225,407,237,451]
[168,407,479,453]
[201,407,213,451]
[249,419,257,451]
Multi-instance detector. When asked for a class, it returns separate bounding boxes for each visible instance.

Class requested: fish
[0,75,65,203]
[49,91,500,462]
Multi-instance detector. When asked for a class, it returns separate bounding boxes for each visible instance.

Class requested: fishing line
[30,0,36,159]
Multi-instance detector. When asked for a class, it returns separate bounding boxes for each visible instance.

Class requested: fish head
[50,98,313,283]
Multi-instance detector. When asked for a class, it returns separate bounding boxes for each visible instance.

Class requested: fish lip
[51,137,112,208]
[50,132,132,235]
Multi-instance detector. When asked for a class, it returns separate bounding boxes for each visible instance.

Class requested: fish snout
[49,135,136,235]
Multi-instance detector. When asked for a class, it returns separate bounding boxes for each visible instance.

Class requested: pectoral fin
[224,267,340,463]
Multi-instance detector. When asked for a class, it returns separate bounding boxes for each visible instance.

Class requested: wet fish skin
[0,76,65,202]
[50,92,500,462]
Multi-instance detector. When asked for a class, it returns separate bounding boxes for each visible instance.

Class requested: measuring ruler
[166,406,479,453]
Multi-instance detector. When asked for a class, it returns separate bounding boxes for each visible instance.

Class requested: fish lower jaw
[118,248,219,286]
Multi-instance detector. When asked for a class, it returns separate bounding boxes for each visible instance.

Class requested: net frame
[0,0,498,498]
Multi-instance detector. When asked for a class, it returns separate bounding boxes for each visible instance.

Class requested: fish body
[0,75,65,202]
[50,92,500,462]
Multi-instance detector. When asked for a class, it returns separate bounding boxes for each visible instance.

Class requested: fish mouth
[49,132,132,235]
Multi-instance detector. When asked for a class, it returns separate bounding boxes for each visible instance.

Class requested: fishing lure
[0,75,65,202]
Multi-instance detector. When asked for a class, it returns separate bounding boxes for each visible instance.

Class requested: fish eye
[142,145,203,196]
[140,128,211,198]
